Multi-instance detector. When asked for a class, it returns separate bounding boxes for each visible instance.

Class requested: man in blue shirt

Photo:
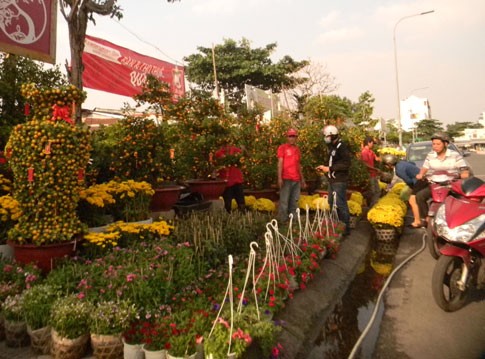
[382,155,423,228]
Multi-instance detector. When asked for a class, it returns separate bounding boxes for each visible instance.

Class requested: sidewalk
[275,220,373,359]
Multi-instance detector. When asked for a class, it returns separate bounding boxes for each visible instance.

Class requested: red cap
[287,128,298,136]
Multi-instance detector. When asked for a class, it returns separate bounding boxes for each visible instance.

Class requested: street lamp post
[393,10,434,148]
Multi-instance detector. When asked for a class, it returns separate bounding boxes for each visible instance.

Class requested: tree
[303,94,353,124]
[285,61,338,116]
[446,121,484,140]
[132,74,173,117]
[184,38,308,109]
[352,91,375,125]
[0,54,68,146]
[415,119,443,140]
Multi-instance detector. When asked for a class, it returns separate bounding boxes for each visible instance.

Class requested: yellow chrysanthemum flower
[312,196,330,211]
[367,192,407,228]
[348,200,362,216]
[251,198,276,212]
[244,195,257,207]
[349,192,364,206]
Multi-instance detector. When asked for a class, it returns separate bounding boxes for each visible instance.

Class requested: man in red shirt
[215,141,245,213]
[277,128,306,223]
[361,136,381,206]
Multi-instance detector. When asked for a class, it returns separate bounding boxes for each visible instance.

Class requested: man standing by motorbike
[415,132,470,226]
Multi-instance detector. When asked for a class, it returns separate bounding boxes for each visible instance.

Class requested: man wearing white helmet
[316,125,352,236]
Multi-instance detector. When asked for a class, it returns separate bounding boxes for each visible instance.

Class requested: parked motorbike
[426,171,460,259]
[431,176,485,312]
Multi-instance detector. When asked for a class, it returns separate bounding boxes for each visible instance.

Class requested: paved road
[373,221,485,358]
[468,152,485,181]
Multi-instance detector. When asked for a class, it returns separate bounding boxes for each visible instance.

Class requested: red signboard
[82,35,185,99]
[0,0,57,63]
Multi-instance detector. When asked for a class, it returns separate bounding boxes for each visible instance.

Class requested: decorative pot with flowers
[22,283,60,354]
[49,294,94,359]
[347,199,363,229]
[204,316,252,359]
[1,293,29,347]
[165,310,211,359]
[5,83,90,272]
[89,300,137,359]
[367,192,407,241]
[140,317,170,359]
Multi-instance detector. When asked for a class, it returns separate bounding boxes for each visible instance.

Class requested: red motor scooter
[426,171,460,259]
[431,176,485,312]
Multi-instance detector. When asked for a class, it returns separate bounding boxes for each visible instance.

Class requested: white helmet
[322,125,338,136]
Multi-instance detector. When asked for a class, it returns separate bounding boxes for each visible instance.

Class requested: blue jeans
[278,180,300,222]
[328,181,350,233]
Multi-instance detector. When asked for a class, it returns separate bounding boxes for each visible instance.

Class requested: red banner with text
[82,35,185,99]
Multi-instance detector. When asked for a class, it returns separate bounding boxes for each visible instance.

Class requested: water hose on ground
[347,231,427,359]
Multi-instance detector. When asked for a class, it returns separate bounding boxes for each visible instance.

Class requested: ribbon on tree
[77,169,85,182]
[27,167,34,182]
[51,104,74,125]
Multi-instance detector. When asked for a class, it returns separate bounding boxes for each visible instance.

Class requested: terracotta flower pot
[7,239,80,274]
[186,179,227,201]
[150,185,185,212]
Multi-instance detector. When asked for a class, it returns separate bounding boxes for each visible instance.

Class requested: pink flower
[3,264,13,273]
[217,317,230,329]
[77,292,85,299]
[232,328,252,344]
[126,273,137,282]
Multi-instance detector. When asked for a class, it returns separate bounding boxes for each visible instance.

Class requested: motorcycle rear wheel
[426,219,445,259]
[432,255,469,312]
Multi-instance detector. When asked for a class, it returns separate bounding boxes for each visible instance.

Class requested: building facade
[400,95,431,131]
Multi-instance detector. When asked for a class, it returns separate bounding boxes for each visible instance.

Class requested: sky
[55,0,485,126]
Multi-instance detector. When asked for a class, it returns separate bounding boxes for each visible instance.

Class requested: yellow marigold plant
[0,175,12,195]
[79,183,115,208]
[390,182,407,196]
[348,200,362,216]
[378,147,406,158]
[244,195,257,207]
[250,198,276,212]
[0,195,21,240]
[84,231,121,248]
[298,194,320,210]
[349,192,364,207]
[367,193,406,229]
[312,196,330,211]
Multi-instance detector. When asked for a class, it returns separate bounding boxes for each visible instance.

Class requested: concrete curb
[275,220,373,359]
